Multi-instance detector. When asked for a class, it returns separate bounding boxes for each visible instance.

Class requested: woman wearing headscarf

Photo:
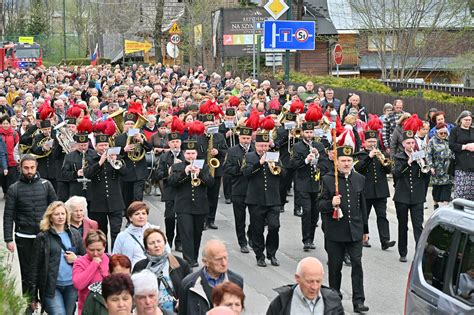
[449,110,474,200]
[426,123,454,210]
[133,227,190,313]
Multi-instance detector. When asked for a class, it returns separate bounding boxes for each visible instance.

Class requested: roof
[307,0,473,32]
[360,55,472,71]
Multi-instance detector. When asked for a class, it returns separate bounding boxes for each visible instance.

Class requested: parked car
[405,198,474,314]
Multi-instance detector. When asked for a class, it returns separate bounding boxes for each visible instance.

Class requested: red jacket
[0,127,19,167]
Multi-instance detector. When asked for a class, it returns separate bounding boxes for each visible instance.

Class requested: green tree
[27,0,50,36]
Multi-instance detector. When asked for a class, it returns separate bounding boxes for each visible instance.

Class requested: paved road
[1,178,436,314]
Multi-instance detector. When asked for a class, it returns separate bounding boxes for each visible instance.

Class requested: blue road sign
[263,20,315,50]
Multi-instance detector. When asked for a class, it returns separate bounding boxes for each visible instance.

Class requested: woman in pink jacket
[73,230,110,315]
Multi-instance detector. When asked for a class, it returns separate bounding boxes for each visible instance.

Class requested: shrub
[0,250,29,313]
[59,58,112,66]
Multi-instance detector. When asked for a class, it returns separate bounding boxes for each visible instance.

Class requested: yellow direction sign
[169,22,181,34]
[19,36,34,44]
[124,40,152,54]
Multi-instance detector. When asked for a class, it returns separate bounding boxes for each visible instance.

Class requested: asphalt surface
[1,178,436,314]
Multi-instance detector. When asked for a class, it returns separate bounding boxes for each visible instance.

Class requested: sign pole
[252,17,256,80]
[336,64,339,78]
[284,0,292,82]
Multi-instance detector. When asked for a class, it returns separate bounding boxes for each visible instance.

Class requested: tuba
[126,113,149,162]
[54,121,76,154]
[109,108,125,134]
[207,133,220,177]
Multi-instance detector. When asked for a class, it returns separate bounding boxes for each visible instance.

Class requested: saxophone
[207,133,220,177]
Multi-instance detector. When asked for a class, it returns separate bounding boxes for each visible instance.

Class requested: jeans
[43,284,77,315]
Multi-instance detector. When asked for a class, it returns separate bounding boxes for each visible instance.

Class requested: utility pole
[294,0,303,72]
[63,0,67,62]
[0,0,4,41]
[284,0,292,82]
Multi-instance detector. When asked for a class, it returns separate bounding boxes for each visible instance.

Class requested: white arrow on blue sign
[263,20,316,50]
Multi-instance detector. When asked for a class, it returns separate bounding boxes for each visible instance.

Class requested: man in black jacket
[290,122,327,251]
[218,108,239,203]
[242,132,283,267]
[318,146,369,313]
[168,140,214,267]
[60,133,94,200]
[114,112,153,211]
[354,131,396,250]
[273,112,298,214]
[195,114,228,230]
[222,126,253,253]
[30,119,62,191]
[393,130,430,263]
[179,240,244,315]
[3,154,57,296]
[266,257,344,315]
[156,132,183,251]
[84,134,126,250]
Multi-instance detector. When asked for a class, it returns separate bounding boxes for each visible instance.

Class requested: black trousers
[248,204,280,260]
[56,181,69,202]
[395,202,424,257]
[15,236,35,295]
[89,210,123,251]
[206,176,221,224]
[366,198,390,244]
[177,213,207,264]
[121,179,145,214]
[325,238,365,304]
[299,191,319,244]
[223,174,232,200]
[279,168,295,206]
[0,166,18,194]
[231,195,251,247]
[164,200,181,248]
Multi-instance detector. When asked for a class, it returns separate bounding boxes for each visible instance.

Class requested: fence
[263,78,469,123]
[381,80,474,98]
[331,88,466,123]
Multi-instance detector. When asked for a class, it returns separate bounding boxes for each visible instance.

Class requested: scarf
[145,244,171,277]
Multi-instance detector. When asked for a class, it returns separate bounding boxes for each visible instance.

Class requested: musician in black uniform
[318,146,370,313]
[168,140,214,267]
[56,118,78,201]
[223,126,254,253]
[392,130,430,263]
[354,131,396,250]
[273,112,298,214]
[84,134,126,250]
[219,108,238,204]
[242,132,283,267]
[195,113,228,229]
[290,121,327,251]
[60,133,94,200]
[156,132,184,252]
[30,119,61,191]
[114,112,153,211]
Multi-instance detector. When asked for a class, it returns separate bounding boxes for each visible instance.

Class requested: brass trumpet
[190,165,202,187]
[373,149,392,167]
[108,156,124,169]
[268,161,281,175]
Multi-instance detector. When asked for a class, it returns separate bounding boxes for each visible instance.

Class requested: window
[367,34,397,52]
[422,224,455,291]
[452,233,474,305]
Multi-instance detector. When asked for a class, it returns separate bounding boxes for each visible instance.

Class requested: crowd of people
[1,63,473,315]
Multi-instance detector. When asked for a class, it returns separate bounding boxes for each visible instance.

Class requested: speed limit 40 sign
[169,34,181,45]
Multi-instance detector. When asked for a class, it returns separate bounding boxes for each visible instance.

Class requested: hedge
[59,58,112,66]
[274,72,474,107]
